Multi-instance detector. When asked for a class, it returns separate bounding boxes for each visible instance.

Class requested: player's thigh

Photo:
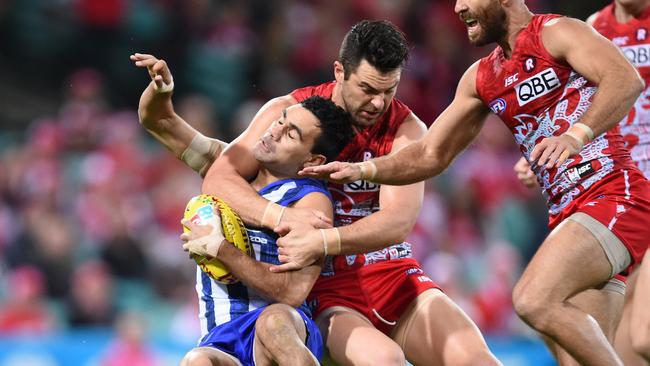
[318,307,405,366]
[514,217,615,305]
[392,288,491,366]
[181,347,242,366]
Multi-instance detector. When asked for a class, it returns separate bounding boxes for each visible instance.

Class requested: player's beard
[469,2,508,47]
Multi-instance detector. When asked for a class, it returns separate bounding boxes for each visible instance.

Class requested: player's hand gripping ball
[183,194,251,284]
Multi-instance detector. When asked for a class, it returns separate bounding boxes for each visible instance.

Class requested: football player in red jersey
[132,20,501,366]
[513,0,650,364]
[301,1,650,366]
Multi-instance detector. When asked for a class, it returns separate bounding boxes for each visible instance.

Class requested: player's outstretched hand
[270,221,323,273]
[299,161,362,184]
[530,134,582,169]
[180,215,225,258]
[282,207,332,229]
[513,156,538,188]
[130,53,174,93]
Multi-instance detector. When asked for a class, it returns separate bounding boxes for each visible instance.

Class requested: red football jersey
[592,3,650,177]
[475,14,638,216]
[291,82,415,272]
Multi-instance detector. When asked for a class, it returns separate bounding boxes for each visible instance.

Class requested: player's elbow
[391,214,418,243]
[423,145,449,178]
[632,73,645,97]
[622,67,645,99]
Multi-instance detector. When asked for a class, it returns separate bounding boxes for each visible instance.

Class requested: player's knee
[355,342,405,366]
[444,334,500,366]
[512,284,549,328]
[257,304,301,340]
[180,349,213,366]
[451,350,501,366]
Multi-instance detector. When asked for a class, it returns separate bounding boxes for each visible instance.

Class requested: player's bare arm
[301,62,489,186]
[183,192,330,307]
[531,17,644,168]
[336,114,426,251]
[272,114,426,274]
[202,95,332,230]
[131,53,226,177]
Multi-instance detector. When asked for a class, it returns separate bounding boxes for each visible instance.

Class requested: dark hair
[339,20,409,79]
[301,96,355,162]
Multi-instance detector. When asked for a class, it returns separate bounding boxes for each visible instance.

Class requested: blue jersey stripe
[200,271,216,331]
[226,282,250,320]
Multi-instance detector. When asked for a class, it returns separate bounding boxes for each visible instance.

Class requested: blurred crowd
[0,0,610,356]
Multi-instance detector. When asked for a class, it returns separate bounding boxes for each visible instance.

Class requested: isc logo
[515,68,561,106]
[621,44,650,67]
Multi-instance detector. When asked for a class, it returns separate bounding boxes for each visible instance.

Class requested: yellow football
[183,194,251,284]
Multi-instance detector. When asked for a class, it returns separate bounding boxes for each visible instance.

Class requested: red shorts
[550,169,650,277]
[307,258,439,335]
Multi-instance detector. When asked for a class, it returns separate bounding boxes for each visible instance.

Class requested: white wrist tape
[573,123,595,141]
[180,133,213,174]
[358,161,377,181]
[182,215,225,258]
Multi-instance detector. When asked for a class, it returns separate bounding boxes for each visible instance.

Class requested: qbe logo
[621,44,650,67]
[515,68,561,106]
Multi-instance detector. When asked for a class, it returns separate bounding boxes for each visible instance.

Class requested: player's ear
[334,61,344,83]
[303,154,326,168]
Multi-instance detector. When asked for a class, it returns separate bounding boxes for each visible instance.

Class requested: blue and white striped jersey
[195,178,331,337]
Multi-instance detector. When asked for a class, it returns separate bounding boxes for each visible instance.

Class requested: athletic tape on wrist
[180,133,211,174]
[564,131,585,149]
[320,229,328,256]
[332,227,341,255]
[276,206,286,227]
[573,123,595,142]
[358,161,378,181]
[261,202,284,228]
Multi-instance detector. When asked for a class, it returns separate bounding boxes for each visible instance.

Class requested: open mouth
[460,12,479,30]
[260,138,271,152]
[465,18,479,30]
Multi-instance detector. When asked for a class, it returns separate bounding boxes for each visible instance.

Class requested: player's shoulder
[395,112,427,141]
[268,94,298,109]
[586,12,599,27]
[290,81,335,101]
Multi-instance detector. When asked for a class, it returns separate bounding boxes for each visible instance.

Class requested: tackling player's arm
[367,63,488,185]
[301,62,489,186]
[271,116,426,271]
[131,53,226,177]
[202,96,332,229]
[336,114,425,253]
[530,17,644,167]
